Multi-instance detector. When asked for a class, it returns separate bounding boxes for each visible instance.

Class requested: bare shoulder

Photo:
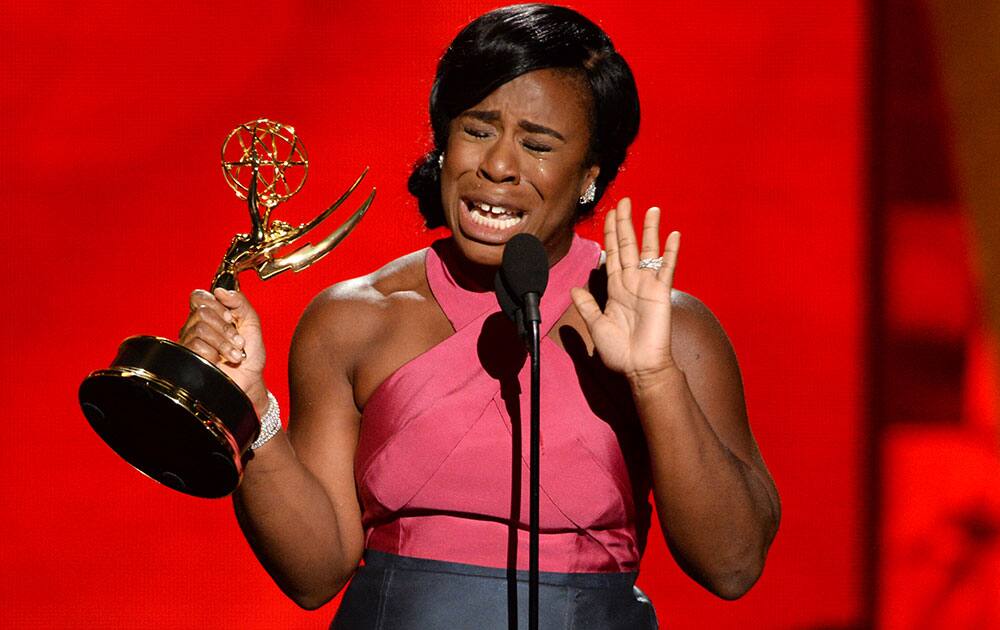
[293,249,426,369]
[668,289,742,383]
[669,290,728,341]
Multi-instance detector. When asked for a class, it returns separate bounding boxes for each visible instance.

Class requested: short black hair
[407,3,640,228]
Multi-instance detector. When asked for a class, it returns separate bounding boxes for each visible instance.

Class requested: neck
[435,241,498,292]
[435,233,575,292]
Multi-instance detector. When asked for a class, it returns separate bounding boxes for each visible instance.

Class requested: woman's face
[440,69,599,268]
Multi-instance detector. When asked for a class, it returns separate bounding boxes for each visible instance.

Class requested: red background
[3,1,868,627]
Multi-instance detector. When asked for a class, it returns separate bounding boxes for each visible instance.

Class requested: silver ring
[637,257,663,271]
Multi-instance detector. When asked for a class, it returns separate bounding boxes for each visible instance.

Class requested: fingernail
[233,334,245,346]
[226,290,236,296]
[230,349,243,361]
[223,311,233,322]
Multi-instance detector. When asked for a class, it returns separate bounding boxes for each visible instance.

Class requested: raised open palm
[571,198,680,381]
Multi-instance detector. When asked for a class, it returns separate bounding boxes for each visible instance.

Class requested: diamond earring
[579,181,596,204]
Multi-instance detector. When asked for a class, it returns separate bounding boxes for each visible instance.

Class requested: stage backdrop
[2,1,864,628]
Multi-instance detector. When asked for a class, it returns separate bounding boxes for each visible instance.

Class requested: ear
[580,164,600,197]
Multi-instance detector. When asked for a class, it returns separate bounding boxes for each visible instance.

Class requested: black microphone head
[500,233,549,298]
[493,270,519,322]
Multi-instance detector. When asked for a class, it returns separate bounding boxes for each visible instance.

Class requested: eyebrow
[463,110,566,142]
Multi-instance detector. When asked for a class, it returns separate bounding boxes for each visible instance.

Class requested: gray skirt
[331,550,658,630]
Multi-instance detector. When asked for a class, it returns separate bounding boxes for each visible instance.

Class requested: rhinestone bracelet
[251,391,281,451]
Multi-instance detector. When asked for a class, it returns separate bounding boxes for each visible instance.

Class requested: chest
[353,284,609,410]
[354,288,648,532]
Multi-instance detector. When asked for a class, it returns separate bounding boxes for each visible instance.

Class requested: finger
[189,289,234,324]
[639,206,661,262]
[603,208,620,274]
[182,320,245,364]
[657,231,681,287]
[180,319,245,364]
[570,287,604,328]
[185,338,223,364]
[213,288,258,327]
[615,198,640,270]
[182,304,244,349]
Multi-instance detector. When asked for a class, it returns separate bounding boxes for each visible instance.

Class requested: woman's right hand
[180,288,269,414]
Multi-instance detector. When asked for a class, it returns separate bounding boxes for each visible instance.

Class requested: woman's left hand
[570,197,681,384]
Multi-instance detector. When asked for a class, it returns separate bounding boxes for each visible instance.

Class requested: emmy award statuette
[79,119,375,498]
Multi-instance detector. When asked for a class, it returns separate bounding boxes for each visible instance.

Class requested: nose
[478,136,519,185]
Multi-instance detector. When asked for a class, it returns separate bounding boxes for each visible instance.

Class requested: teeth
[467,200,523,229]
[475,202,509,215]
[469,203,523,230]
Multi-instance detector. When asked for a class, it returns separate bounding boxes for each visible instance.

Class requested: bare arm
[180,287,367,609]
[571,199,780,599]
[632,293,780,599]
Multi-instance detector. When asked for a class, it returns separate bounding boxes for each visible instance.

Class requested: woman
[180,4,780,628]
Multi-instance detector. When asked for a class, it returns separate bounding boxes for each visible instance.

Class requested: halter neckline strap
[426,235,601,333]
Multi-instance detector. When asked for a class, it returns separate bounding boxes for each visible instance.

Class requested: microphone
[493,269,524,335]
[498,233,549,325]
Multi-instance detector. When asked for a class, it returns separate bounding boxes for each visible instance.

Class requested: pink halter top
[355,235,651,573]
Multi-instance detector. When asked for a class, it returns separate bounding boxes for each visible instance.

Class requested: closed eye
[463,126,491,139]
[523,140,552,153]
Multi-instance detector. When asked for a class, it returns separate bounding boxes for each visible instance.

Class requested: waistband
[362,549,639,590]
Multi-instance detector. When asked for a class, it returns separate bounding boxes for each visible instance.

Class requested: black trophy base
[79,336,259,498]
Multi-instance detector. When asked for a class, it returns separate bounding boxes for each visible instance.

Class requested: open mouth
[464,199,525,230]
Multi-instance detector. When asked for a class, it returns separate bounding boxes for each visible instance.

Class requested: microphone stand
[528,320,541,630]
[522,296,542,630]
